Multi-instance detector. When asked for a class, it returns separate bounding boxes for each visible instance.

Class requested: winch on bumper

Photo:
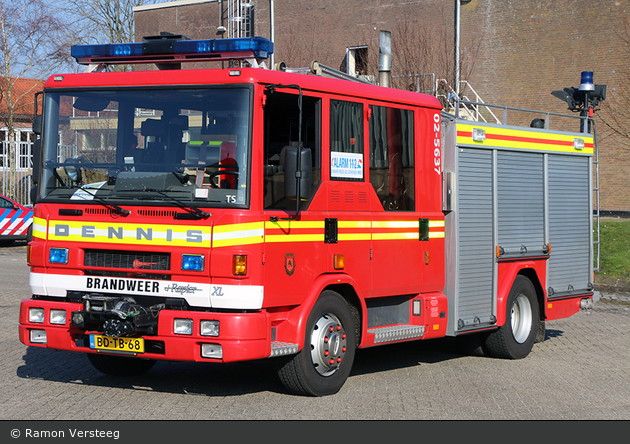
[18,296,272,362]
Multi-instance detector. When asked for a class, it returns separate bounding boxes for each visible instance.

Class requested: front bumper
[19,298,271,363]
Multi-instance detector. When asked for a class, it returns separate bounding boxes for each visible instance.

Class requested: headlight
[49,248,69,264]
[50,309,66,325]
[200,320,220,337]
[29,307,45,323]
[173,318,193,335]
[29,329,47,344]
[201,343,222,359]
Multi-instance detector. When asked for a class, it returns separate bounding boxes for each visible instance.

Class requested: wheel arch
[496,261,546,327]
[517,268,546,321]
[285,274,365,350]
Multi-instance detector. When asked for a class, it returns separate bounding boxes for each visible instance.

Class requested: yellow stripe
[373,232,419,241]
[46,219,211,247]
[457,123,594,155]
[265,220,325,230]
[372,220,419,229]
[338,233,371,241]
[266,233,324,243]
[32,217,47,240]
[338,220,372,229]
[213,221,264,234]
[36,218,444,247]
[212,221,264,247]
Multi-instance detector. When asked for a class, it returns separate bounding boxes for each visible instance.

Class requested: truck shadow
[16,329,565,397]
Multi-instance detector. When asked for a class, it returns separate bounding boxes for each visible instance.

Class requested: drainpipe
[379,30,391,88]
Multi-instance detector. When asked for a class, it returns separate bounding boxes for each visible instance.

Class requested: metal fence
[1,140,33,206]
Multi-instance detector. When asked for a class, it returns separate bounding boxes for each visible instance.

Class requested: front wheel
[276,290,357,396]
[87,353,156,376]
[484,275,539,359]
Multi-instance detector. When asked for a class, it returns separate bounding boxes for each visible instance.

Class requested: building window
[346,46,369,78]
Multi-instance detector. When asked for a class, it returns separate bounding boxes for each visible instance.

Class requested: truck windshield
[40,87,251,208]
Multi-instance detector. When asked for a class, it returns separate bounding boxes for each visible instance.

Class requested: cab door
[367,104,425,297]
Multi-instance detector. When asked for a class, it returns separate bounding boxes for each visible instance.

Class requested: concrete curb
[594,275,630,292]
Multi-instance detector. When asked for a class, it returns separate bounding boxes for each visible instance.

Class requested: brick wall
[135,0,630,212]
[461,0,630,212]
[134,1,221,41]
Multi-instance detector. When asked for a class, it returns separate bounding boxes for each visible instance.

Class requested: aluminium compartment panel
[547,154,591,295]
[453,148,495,327]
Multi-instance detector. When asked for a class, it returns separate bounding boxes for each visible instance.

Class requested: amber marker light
[233,254,247,276]
[333,254,345,270]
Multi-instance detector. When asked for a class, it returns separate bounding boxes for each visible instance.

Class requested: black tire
[455,333,487,357]
[0,239,15,247]
[484,275,539,359]
[277,290,357,396]
[535,319,546,343]
[87,353,156,376]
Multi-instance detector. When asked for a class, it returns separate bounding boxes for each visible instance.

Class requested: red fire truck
[19,35,596,396]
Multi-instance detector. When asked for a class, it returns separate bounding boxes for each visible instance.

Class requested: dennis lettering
[86,277,159,293]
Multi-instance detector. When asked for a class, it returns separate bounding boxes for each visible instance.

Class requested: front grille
[84,270,171,280]
[137,209,177,217]
[84,249,171,271]
[85,208,128,216]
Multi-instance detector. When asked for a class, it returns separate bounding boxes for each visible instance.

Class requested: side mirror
[31,139,41,185]
[284,146,312,201]
[63,158,82,184]
[33,115,42,135]
[30,185,38,205]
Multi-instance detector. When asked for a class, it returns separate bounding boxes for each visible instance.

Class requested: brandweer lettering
[87,277,159,293]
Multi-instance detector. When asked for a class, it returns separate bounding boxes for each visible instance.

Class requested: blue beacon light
[70,36,273,65]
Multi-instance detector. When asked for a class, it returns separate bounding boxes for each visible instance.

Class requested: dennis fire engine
[19,35,597,396]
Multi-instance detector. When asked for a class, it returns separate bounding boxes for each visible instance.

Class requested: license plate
[89,334,144,354]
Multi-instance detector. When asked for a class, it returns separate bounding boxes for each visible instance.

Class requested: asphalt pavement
[1,242,629,423]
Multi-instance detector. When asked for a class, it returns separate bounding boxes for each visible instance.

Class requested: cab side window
[330,99,364,181]
[263,91,321,209]
[368,105,415,211]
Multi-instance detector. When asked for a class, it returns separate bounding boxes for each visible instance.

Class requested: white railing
[436,79,501,124]
[1,140,34,206]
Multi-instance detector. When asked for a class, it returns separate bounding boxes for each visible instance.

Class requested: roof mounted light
[578,71,595,91]
[71,34,273,67]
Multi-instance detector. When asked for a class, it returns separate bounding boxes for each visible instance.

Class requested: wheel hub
[310,313,347,376]
[511,293,533,344]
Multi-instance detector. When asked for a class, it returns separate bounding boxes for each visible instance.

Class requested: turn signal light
[333,254,345,270]
[233,255,247,276]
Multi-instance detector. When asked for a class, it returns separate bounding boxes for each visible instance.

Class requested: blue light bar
[71,36,273,66]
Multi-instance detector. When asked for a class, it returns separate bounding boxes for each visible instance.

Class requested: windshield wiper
[61,184,131,216]
[123,187,211,219]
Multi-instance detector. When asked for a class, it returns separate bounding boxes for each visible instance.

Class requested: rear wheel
[277,290,356,396]
[87,353,156,376]
[484,275,539,359]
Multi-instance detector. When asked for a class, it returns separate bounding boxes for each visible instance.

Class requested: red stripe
[457,131,594,148]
